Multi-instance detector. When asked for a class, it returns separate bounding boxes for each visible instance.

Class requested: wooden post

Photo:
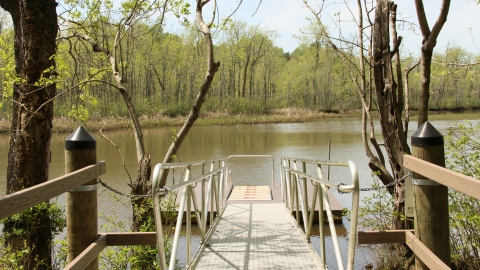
[411,122,450,268]
[65,126,98,270]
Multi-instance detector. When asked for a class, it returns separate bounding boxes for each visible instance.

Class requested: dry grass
[0,109,479,134]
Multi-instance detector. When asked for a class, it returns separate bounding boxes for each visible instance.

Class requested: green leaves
[0,201,66,269]
[68,92,98,122]
[167,0,191,26]
[0,28,16,109]
[445,122,480,268]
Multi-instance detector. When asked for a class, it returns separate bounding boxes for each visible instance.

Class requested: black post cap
[411,121,443,147]
[65,126,96,150]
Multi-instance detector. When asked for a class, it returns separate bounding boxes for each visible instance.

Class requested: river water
[0,117,474,268]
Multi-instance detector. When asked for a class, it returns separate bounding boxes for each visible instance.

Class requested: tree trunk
[158,0,220,187]
[373,0,410,230]
[418,49,433,126]
[68,25,152,232]
[0,0,58,269]
[414,0,451,126]
[131,154,152,231]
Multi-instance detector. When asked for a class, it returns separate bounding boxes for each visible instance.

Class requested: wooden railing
[0,162,106,221]
[0,161,161,270]
[63,232,157,270]
[358,154,480,270]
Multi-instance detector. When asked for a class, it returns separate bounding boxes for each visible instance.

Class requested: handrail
[152,158,231,270]
[359,155,480,268]
[404,155,480,200]
[152,158,225,169]
[0,161,107,269]
[280,157,359,270]
[0,161,106,220]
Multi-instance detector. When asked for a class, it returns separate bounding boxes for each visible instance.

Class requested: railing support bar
[186,168,192,267]
[152,164,167,270]
[302,161,309,232]
[169,185,188,269]
[321,183,344,270]
[201,163,206,240]
[306,184,317,240]
[346,161,359,270]
[219,161,225,205]
[191,184,204,239]
[293,161,309,232]
[317,165,326,266]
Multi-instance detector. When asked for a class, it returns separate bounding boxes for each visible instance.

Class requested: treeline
[0,17,479,120]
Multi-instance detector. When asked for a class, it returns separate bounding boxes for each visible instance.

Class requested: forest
[1,0,480,269]
[0,3,479,121]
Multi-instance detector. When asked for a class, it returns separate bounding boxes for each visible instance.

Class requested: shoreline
[1,109,479,134]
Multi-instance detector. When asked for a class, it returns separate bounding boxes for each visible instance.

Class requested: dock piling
[411,122,450,268]
[65,126,98,270]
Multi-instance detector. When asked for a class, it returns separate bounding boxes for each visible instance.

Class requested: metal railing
[152,158,231,270]
[280,157,360,270]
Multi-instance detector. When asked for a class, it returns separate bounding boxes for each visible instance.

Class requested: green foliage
[359,122,480,269]
[0,28,18,111]
[445,121,480,269]
[357,173,409,269]
[67,92,98,121]
[163,103,191,117]
[1,6,480,120]
[1,201,65,241]
[358,172,407,231]
[0,201,66,269]
[97,192,177,269]
[170,0,191,26]
[0,238,33,270]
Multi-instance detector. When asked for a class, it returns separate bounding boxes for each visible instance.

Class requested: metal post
[321,184,344,270]
[317,165,326,266]
[306,184,317,240]
[302,161,308,223]
[219,160,225,205]
[293,161,300,225]
[65,126,98,270]
[271,157,275,190]
[152,163,167,270]
[186,167,192,267]
[412,122,450,268]
[201,163,206,241]
[327,139,331,181]
[209,162,215,226]
[288,159,294,213]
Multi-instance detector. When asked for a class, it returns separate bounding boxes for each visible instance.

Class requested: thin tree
[157,0,221,186]
[302,0,411,230]
[415,0,451,126]
[59,0,170,231]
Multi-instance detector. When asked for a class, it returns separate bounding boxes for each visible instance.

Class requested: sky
[173,0,480,56]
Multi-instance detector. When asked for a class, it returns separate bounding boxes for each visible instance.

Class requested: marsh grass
[0,109,479,134]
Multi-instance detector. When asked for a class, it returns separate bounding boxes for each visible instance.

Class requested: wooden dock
[170,181,344,224]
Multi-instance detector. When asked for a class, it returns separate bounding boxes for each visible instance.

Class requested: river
[0,117,474,268]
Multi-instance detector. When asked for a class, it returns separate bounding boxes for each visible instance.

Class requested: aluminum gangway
[151,155,359,270]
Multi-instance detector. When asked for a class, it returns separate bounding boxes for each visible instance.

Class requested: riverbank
[0,108,479,134]
[0,109,354,134]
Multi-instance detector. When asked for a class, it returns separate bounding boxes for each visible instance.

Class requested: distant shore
[0,108,479,134]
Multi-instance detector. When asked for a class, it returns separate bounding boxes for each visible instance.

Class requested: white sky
[184,0,480,56]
